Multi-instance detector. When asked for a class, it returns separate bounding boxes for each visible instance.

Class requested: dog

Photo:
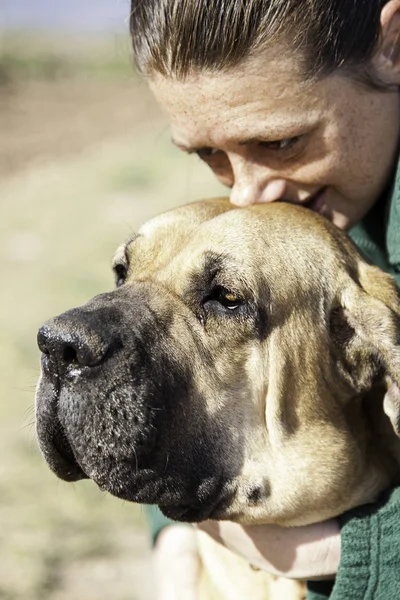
[36,198,400,599]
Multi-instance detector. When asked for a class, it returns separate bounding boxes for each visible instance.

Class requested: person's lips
[277,187,328,214]
[303,187,328,214]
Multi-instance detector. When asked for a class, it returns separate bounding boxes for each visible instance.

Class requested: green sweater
[307,488,400,600]
[146,165,400,597]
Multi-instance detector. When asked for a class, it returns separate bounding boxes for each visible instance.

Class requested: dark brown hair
[130,0,389,86]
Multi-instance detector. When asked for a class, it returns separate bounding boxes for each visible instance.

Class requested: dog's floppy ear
[337,261,400,434]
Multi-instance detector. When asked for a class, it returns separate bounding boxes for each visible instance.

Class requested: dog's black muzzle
[36,284,236,520]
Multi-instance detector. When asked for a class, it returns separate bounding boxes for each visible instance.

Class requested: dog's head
[36,199,400,525]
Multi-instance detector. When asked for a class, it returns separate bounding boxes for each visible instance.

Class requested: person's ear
[373,0,400,86]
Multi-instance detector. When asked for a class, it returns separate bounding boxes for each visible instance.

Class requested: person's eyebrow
[238,137,270,146]
[171,131,304,153]
[238,125,318,146]
[237,127,311,146]
[171,119,317,152]
[171,135,287,153]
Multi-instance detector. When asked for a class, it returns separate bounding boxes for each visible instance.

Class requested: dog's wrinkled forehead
[112,199,231,281]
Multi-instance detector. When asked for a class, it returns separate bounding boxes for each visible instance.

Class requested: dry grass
[0,34,224,600]
[0,76,161,176]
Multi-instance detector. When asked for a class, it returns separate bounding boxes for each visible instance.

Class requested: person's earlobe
[374,0,400,86]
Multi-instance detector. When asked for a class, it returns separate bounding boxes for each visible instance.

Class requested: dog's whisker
[20,420,36,431]
[21,405,36,422]
[146,422,157,432]
[132,446,139,473]
[163,452,169,474]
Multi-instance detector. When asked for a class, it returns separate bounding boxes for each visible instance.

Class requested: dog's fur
[36,199,400,599]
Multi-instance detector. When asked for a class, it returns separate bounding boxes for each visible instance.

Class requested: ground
[0,33,223,600]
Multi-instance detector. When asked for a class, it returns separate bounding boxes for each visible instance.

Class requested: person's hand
[196,519,341,580]
[153,524,200,600]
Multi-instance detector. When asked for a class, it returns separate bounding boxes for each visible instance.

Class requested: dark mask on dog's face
[36,200,400,526]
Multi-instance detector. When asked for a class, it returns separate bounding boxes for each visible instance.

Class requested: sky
[1,0,131,32]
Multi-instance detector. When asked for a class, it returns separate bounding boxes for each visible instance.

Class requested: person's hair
[130,0,390,87]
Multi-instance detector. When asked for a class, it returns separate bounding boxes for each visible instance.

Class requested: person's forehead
[150,54,330,144]
[151,57,313,111]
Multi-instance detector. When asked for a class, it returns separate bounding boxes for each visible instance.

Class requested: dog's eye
[211,287,243,311]
[218,290,242,310]
[114,263,128,288]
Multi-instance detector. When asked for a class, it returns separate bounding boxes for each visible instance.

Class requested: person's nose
[228,156,289,207]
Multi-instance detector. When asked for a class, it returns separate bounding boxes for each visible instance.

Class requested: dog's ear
[334,261,400,434]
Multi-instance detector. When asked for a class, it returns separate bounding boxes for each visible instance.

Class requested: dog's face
[36,199,400,526]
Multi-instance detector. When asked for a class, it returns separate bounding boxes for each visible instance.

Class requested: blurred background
[0,2,223,598]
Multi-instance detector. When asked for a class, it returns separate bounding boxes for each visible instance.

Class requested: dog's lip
[51,430,89,481]
[36,370,89,482]
[160,503,216,522]
[41,352,94,382]
[159,488,235,523]
[38,418,89,482]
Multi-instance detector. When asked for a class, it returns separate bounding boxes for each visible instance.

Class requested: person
[129,0,400,598]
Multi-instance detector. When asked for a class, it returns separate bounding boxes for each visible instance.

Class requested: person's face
[150,52,400,230]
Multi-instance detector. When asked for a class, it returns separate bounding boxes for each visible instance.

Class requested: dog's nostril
[38,321,111,370]
[63,345,78,365]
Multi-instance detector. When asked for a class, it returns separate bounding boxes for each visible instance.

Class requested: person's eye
[191,147,233,187]
[195,147,223,161]
[260,136,302,152]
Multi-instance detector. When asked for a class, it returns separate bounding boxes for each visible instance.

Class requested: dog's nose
[38,319,109,370]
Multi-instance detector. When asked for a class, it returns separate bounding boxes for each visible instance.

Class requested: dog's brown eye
[216,288,242,310]
[114,264,127,288]
[201,286,244,315]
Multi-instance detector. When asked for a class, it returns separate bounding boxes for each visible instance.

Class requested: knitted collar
[387,156,400,269]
